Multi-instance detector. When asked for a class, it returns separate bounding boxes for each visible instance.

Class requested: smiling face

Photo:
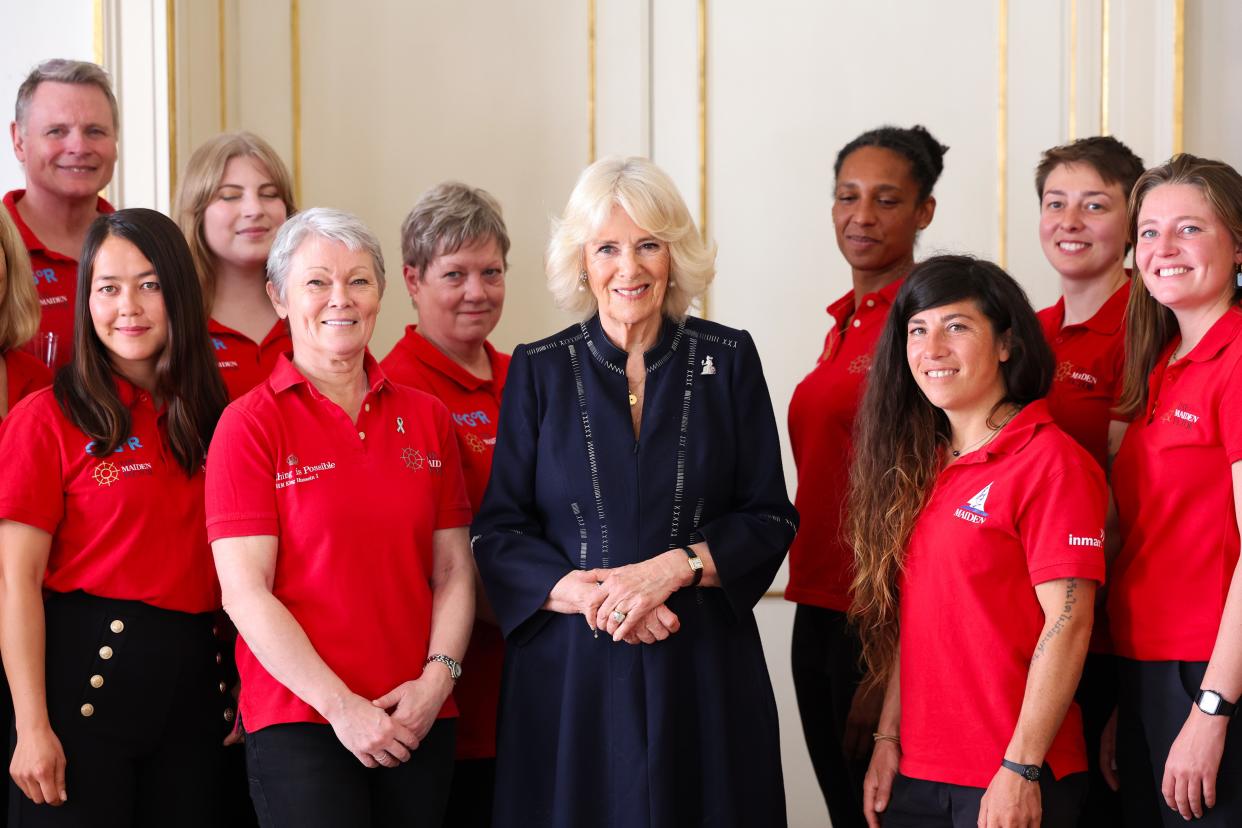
[13,81,117,202]
[1135,183,1242,315]
[88,235,169,380]
[202,155,289,272]
[405,236,505,353]
[832,145,934,276]
[906,299,1010,418]
[1039,163,1129,283]
[269,235,381,363]
[585,204,670,332]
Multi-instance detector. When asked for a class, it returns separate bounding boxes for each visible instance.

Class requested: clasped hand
[546,553,687,644]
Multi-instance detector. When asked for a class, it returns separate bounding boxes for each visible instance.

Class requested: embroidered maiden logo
[953,483,993,525]
[274,459,337,489]
[120,462,154,478]
[217,360,239,370]
[1055,361,1097,389]
[1159,404,1200,430]
[1068,531,1104,548]
[400,448,443,472]
[38,296,68,306]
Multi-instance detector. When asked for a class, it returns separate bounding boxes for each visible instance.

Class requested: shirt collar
[1176,304,1242,364]
[1045,279,1130,336]
[3,189,116,259]
[208,316,291,348]
[581,313,685,375]
[269,349,389,396]
[396,325,503,392]
[950,399,1053,465]
[826,277,904,329]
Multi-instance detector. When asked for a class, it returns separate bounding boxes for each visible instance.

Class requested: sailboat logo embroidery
[953,482,993,525]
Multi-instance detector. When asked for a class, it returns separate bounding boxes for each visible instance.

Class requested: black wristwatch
[1001,759,1041,782]
[1196,689,1238,717]
[681,545,704,587]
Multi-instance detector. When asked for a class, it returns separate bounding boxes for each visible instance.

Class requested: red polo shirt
[1037,281,1129,469]
[4,349,52,419]
[785,279,901,610]
[3,190,115,370]
[381,325,509,761]
[0,380,219,613]
[1110,306,1242,662]
[205,352,472,733]
[898,401,1106,788]
[209,317,293,401]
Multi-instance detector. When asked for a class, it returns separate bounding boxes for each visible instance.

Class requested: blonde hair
[0,209,40,350]
[546,156,716,319]
[1117,154,1242,418]
[173,132,297,313]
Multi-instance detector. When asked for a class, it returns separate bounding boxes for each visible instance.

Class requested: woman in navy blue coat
[472,156,798,827]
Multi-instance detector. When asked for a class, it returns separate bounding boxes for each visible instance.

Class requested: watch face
[1200,691,1222,715]
[1023,766,1040,781]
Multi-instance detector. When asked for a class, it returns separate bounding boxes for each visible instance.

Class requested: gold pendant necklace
[628,392,638,406]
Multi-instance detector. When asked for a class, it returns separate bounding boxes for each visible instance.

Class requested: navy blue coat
[473,314,798,828]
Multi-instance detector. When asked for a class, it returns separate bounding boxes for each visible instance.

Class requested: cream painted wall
[5,2,1240,826]
[1,2,96,195]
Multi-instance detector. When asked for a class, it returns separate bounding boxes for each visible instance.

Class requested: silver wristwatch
[425,653,462,683]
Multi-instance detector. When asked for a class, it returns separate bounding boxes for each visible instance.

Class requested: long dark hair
[1117,154,1242,418]
[54,209,228,474]
[848,254,1053,688]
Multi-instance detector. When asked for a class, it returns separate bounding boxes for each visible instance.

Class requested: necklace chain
[950,406,1021,458]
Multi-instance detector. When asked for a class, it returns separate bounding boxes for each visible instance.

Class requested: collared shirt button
[359,431,366,440]
[223,708,236,723]
[109,619,124,634]
[80,703,95,717]
[365,403,371,412]
[215,652,223,665]
[852,319,862,328]
[90,674,104,689]
[866,299,876,308]
[219,681,228,694]
[99,646,113,660]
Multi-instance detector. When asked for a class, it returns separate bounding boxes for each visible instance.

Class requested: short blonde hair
[0,209,40,350]
[174,132,297,313]
[547,156,716,319]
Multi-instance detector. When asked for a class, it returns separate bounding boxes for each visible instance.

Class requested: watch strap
[1001,759,1041,782]
[425,653,461,682]
[680,545,703,587]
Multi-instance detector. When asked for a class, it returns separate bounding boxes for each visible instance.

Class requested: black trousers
[1075,652,1122,826]
[1116,658,1242,827]
[883,770,1086,827]
[8,590,228,828]
[245,719,456,828]
[444,758,494,828]
[791,604,868,828]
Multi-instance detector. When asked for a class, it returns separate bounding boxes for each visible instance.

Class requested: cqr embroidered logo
[953,482,993,525]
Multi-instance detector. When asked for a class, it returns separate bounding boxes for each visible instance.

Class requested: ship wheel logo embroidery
[465,433,486,453]
[1055,361,1074,382]
[93,461,120,487]
[401,447,425,471]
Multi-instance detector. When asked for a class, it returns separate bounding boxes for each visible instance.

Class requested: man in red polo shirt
[6,59,118,368]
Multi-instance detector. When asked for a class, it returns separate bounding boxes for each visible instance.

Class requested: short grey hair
[15,59,118,132]
[266,207,387,301]
[401,182,510,274]
[546,156,716,320]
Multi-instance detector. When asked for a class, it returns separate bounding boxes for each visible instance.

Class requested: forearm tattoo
[1032,578,1079,663]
